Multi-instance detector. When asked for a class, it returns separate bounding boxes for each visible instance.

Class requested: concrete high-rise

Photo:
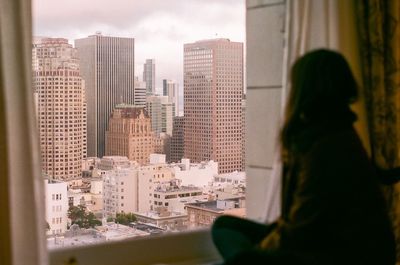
[146,95,175,136]
[134,76,146,107]
[33,38,87,181]
[184,39,244,174]
[170,116,184,163]
[75,33,135,158]
[105,105,155,165]
[143,59,155,95]
[163,79,179,116]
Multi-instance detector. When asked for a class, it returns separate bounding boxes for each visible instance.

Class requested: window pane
[32,0,246,249]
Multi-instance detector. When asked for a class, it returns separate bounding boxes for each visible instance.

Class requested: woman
[212,49,396,265]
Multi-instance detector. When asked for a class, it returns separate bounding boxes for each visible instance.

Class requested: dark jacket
[260,125,396,265]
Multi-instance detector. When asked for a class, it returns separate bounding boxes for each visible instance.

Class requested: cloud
[32,0,245,89]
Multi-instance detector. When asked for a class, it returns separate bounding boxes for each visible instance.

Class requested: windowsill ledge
[49,228,221,265]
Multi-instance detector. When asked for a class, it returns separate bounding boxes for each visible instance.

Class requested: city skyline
[32,0,245,93]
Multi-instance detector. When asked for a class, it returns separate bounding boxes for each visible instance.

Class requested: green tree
[115,212,137,225]
[68,205,101,229]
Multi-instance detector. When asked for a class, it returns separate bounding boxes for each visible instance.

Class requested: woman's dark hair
[280,49,358,162]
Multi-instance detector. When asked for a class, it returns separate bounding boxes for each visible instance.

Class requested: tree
[115,212,137,226]
[68,205,101,229]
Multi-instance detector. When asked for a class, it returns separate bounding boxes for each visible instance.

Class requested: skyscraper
[134,76,146,107]
[75,33,135,158]
[143,59,155,95]
[105,105,155,165]
[163,79,179,116]
[184,39,244,174]
[146,95,175,136]
[170,116,184,163]
[33,38,87,181]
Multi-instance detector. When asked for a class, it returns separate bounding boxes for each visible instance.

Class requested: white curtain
[0,0,47,265]
[262,0,367,222]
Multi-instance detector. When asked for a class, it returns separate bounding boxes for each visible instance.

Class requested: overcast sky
[32,0,245,95]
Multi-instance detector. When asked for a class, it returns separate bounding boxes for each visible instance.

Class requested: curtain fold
[356,0,400,261]
[264,0,369,222]
[0,0,47,264]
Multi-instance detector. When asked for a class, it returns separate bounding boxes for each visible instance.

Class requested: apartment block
[137,164,174,212]
[134,208,188,231]
[33,37,87,181]
[171,158,218,187]
[186,197,246,228]
[153,179,207,213]
[103,166,139,218]
[44,179,68,235]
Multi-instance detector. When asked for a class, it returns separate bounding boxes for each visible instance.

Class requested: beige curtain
[0,0,47,265]
[356,0,400,261]
[264,0,370,222]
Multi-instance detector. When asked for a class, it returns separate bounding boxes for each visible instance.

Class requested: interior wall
[245,0,286,221]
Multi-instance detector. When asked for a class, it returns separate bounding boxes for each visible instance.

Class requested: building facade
[137,164,174,212]
[143,59,155,95]
[183,39,244,173]
[162,79,179,116]
[105,105,155,165]
[44,179,68,235]
[170,116,185,163]
[33,38,87,181]
[103,166,139,218]
[75,33,135,158]
[146,95,175,136]
[185,197,246,229]
[134,76,146,107]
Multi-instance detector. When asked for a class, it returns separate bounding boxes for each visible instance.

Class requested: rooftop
[185,197,245,213]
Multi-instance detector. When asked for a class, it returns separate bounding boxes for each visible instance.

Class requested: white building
[138,163,174,212]
[103,167,139,218]
[211,171,246,200]
[153,179,207,213]
[172,159,218,187]
[44,179,68,235]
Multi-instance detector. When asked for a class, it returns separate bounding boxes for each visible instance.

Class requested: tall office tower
[241,98,246,171]
[75,33,135,158]
[162,79,179,116]
[105,105,155,165]
[134,76,146,107]
[146,95,175,136]
[184,39,244,174]
[143,59,155,95]
[170,116,184,163]
[33,38,87,181]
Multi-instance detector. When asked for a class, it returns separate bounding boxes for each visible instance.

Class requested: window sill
[49,228,221,265]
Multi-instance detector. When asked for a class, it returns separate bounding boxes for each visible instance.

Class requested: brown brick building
[105,105,154,165]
